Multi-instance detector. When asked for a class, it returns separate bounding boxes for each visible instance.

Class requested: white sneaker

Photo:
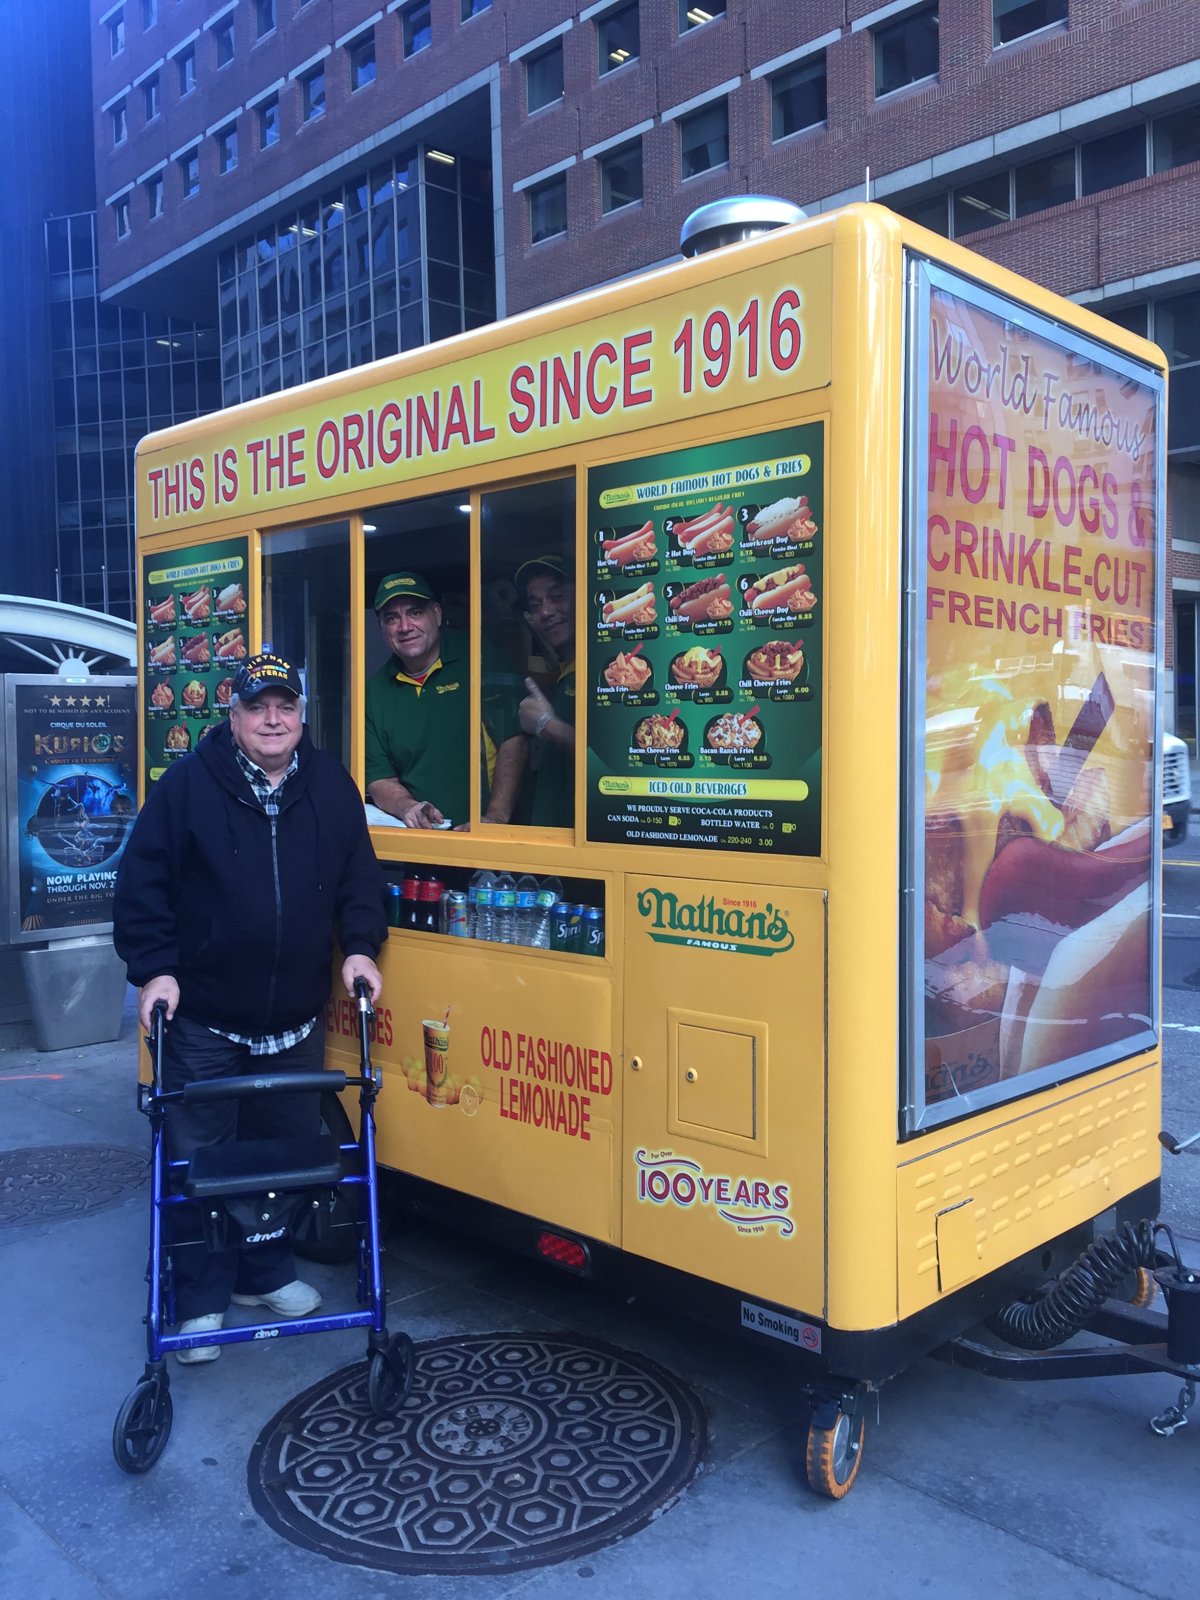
[230,1279,321,1317]
[176,1312,224,1364]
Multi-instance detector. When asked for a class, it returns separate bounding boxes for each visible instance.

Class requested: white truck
[1164,730,1191,846]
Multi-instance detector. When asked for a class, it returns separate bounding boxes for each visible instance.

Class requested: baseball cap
[373,571,438,610]
[231,653,303,701]
[515,555,571,594]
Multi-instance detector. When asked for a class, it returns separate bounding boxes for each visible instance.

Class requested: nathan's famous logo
[635,1150,793,1236]
[635,886,794,955]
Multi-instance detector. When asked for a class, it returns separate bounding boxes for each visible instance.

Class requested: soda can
[550,900,578,953]
[443,890,469,938]
[583,906,605,957]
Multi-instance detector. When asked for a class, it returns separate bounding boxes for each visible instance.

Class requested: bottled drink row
[385,868,605,955]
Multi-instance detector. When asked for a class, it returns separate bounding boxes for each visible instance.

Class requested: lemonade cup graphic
[422,1018,451,1106]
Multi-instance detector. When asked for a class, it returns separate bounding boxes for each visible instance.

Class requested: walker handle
[353,977,377,1084]
[147,1001,168,1096]
[180,1070,348,1104]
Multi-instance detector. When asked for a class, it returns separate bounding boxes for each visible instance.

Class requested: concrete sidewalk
[1,994,1197,1600]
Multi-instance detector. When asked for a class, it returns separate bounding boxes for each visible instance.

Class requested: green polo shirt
[531,663,575,828]
[365,631,469,822]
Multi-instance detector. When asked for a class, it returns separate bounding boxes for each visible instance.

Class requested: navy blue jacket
[114,721,386,1035]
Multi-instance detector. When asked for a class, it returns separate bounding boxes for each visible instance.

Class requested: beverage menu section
[141,537,249,791]
[586,425,824,855]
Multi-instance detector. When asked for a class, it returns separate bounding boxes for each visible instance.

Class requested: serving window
[261,520,351,770]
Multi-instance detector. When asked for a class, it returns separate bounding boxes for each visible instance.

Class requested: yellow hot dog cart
[134,200,1169,1496]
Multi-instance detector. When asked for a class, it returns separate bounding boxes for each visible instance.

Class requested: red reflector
[536,1231,588,1271]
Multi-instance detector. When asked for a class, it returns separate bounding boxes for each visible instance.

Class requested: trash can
[19,938,128,1052]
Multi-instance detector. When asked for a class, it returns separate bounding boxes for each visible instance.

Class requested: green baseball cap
[373,571,438,610]
[515,554,571,594]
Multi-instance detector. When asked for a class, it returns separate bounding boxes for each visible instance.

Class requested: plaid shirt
[210,744,317,1057]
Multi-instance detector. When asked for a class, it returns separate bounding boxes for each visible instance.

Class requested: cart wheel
[804,1404,864,1500]
[1127,1267,1157,1309]
[367,1333,415,1419]
[112,1376,173,1475]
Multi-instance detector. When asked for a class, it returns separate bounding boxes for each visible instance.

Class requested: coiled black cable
[987,1219,1160,1350]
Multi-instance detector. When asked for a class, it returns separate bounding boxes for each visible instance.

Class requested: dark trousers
[163,1013,323,1320]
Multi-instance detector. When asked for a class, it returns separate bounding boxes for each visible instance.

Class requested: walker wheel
[367,1332,415,1418]
[1127,1267,1157,1309]
[804,1404,864,1500]
[112,1376,173,1474]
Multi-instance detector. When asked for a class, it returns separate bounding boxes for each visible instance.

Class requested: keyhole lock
[685,1069,698,1082]
[630,1056,642,1072]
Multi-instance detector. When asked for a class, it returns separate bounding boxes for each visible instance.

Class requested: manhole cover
[0,1145,146,1228]
[249,1332,707,1574]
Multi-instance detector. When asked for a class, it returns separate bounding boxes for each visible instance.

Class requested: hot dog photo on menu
[919,286,1160,1108]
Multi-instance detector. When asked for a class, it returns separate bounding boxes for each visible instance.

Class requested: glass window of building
[526,41,563,112]
[1154,106,1200,173]
[143,73,160,121]
[462,0,492,16]
[146,173,164,218]
[178,46,196,95]
[259,95,280,148]
[1156,292,1200,366]
[1014,149,1075,215]
[108,10,125,56]
[218,125,238,174]
[896,193,949,234]
[875,5,939,97]
[114,197,131,239]
[529,175,567,243]
[255,0,276,39]
[771,55,827,140]
[952,171,1010,235]
[680,1,725,33]
[350,30,376,90]
[680,100,728,179]
[1104,303,1149,339]
[111,101,128,146]
[214,17,234,68]
[992,0,1066,47]
[1080,125,1147,196]
[404,2,432,57]
[302,66,326,122]
[179,149,200,198]
[600,140,642,213]
[141,0,156,26]
[599,3,639,74]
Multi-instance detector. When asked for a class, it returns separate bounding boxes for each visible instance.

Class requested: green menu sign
[141,538,249,792]
[585,425,824,856]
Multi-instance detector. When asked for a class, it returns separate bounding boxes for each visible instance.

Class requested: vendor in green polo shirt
[365,571,525,829]
[516,556,576,829]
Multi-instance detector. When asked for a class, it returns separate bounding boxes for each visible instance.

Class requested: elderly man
[365,570,524,828]
[114,653,385,1363]
[515,555,576,828]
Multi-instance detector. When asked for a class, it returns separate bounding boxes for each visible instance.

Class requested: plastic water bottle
[531,876,561,950]
[514,874,540,946]
[493,871,516,944]
[469,868,496,941]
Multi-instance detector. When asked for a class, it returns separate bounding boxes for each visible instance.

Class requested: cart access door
[621,872,826,1313]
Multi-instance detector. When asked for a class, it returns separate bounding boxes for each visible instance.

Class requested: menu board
[141,538,249,791]
[586,426,823,855]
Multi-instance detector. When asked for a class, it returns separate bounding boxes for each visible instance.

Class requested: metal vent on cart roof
[680,196,807,258]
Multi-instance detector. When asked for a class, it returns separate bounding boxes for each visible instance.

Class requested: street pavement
[2,944,1199,1599]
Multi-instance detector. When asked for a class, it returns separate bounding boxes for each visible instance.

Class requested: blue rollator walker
[112,978,414,1473]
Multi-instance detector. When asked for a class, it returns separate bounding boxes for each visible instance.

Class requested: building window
[255,0,276,39]
[108,10,125,57]
[1080,126,1147,196]
[992,0,1066,48]
[214,17,234,68]
[111,101,128,147]
[146,173,164,218]
[114,197,131,239]
[462,0,491,16]
[771,55,827,140]
[680,1,725,33]
[952,172,1011,236]
[680,100,728,179]
[1014,149,1074,215]
[529,174,567,243]
[895,194,949,235]
[178,47,196,95]
[599,3,638,74]
[259,95,280,147]
[301,66,326,122]
[875,5,938,98]
[404,2,432,58]
[218,125,238,174]
[1153,107,1200,174]
[179,149,200,198]
[1104,303,1149,339]
[143,73,160,120]
[141,0,156,27]
[526,41,564,113]
[350,31,376,91]
[600,140,642,213]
